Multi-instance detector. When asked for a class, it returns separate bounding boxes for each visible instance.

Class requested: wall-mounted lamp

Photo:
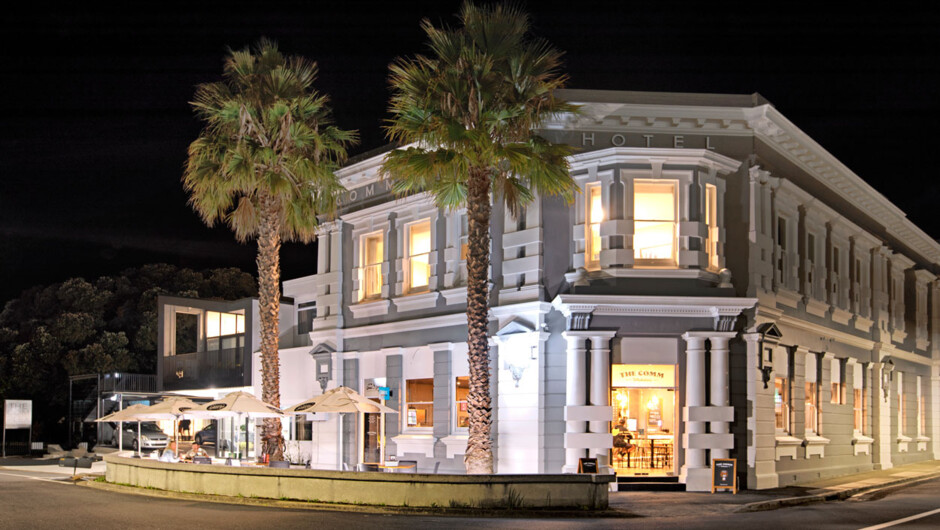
[881,358,895,401]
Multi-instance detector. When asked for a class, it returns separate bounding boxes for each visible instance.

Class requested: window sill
[916,435,930,452]
[775,434,802,460]
[852,433,874,456]
[391,433,436,458]
[803,433,830,459]
[897,434,912,453]
[775,287,802,309]
[804,298,830,318]
[440,434,468,459]
[393,291,440,312]
[349,299,391,318]
[830,306,853,326]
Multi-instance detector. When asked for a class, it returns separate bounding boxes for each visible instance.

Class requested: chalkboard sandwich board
[711,458,737,494]
[578,457,598,474]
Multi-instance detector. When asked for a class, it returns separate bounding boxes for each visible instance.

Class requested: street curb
[79,480,636,519]
[734,471,940,512]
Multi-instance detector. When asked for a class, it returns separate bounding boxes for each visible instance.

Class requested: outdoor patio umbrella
[283,386,398,469]
[131,397,200,454]
[190,391,284,460]
[95,404,150,457]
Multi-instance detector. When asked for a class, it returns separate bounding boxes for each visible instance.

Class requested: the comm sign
[3,400,32,429]
[612,364,676,388]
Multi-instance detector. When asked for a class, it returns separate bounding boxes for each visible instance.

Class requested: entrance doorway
[611,364,677,476]
[363,412,380,463]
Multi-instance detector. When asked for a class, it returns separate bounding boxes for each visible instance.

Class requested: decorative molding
[440,435,468,459]
[440,287,468,305]
[804,434,830,459]
[568,147,742,175]
[552,294,757,321]
[348,299,391,319]
[391,434,436,458]
[392,291,440,313]
[775,435,802,460]
[852,433,874,456]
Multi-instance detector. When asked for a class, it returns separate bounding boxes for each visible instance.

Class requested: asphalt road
[1,466,938,529]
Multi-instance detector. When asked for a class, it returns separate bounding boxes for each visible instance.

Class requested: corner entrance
[611,364,677,476]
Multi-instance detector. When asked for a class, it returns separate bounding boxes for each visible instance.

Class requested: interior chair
[357,463,379,472]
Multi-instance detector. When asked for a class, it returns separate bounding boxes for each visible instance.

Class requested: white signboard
[612,364,676,388]
[3,400,32,429]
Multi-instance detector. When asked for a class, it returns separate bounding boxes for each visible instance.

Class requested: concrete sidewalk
[607,460,940,518]
[0,454,108,476]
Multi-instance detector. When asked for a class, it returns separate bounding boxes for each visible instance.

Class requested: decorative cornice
[551,294,757,320]
[568,147,741,174]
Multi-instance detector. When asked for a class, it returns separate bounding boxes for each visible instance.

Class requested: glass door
[611,387,677,476]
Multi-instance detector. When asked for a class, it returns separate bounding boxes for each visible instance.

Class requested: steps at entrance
[616,475,685,492]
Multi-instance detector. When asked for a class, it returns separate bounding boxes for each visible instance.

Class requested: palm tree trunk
[464,165,494,474]
[257,194,285,461]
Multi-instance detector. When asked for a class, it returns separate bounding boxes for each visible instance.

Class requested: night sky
[2,2,938,304]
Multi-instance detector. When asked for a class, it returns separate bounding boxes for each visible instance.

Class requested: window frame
[404,377,434,431]
[633,178,679,268]
[775,376,791,434]
[454,376,469,432]
[585,182,603,271]
[296,301,317,335]
[805,353,820,434]
[359,230,385,301]
[405,218,432,294]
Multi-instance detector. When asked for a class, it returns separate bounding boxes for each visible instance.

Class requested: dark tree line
[0,264,256,443]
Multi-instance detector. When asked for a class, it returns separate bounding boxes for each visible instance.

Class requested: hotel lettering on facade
[158,90,940,491]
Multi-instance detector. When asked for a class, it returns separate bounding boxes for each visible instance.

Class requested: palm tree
[383,3,576,474]
[183,39,357,460]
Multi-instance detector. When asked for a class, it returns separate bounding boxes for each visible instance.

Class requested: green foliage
[183,38,357,244]
[0,264,257,442]
[382,1,578,214]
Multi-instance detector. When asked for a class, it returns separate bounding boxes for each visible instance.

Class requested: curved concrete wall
[104,455,612,509]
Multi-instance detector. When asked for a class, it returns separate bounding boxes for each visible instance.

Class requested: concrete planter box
[104,455,613,509]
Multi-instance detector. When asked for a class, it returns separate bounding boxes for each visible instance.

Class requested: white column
[681,332,709,480]
[589,332,616,469]
[871,359,894,470]
[563,332,588,472]
[709,332,736,459]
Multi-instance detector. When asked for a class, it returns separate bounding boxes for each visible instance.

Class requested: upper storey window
[206,311,245,350]
[705,183,719,271]
[360,231,384,301]
[586,184,603,270]
[407,220,432,293]
[634,179,677,267]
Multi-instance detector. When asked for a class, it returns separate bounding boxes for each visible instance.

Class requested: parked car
[111,422,170,451]
[194,422,217,446]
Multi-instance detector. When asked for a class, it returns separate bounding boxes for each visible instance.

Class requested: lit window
[898,372,905,436]
[853,363,866,433]
[705,183,718,270]
[586,184,602,270]
[455,376,469,429]
[917,376,925,437]
[775,376,790,432]
[805,353,818,433]
[634,179,677,266]
[407,220,431,292]
[205,311,245,350]
[830,358,845,405]
[405,378,433,428]
[360,232,383,300]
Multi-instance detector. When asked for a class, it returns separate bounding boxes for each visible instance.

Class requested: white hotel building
[157,90,940,491]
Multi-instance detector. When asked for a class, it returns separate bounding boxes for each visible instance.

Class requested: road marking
[0,470,72,485]
[859,507,940,530]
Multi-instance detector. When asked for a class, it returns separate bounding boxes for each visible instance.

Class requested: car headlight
[140,435,150,442]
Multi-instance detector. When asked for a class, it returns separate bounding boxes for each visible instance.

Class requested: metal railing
[163,348,245,390]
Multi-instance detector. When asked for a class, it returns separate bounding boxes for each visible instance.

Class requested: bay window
[705,183,719,270]
[586,183,602,270]
[406,219,431,293]
[206,311,245,350]
[634,179,677,267]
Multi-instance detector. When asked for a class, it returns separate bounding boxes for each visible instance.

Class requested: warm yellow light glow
[361,232,383,300]
[236,314,245,334]
[206,311,221,338]
[586,184,602,269]
[220,312,237,336]
[705,183,718,270]
[408,221,431,291]
[634,180,677,264]
[647,395,659,410]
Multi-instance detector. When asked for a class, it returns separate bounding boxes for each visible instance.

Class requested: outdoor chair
[357,463,379,472]
[193,457,211,465]
[269,460,290,469]
[396,460,417,473]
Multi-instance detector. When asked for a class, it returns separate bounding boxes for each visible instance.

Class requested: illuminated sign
[612,364,676,388]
